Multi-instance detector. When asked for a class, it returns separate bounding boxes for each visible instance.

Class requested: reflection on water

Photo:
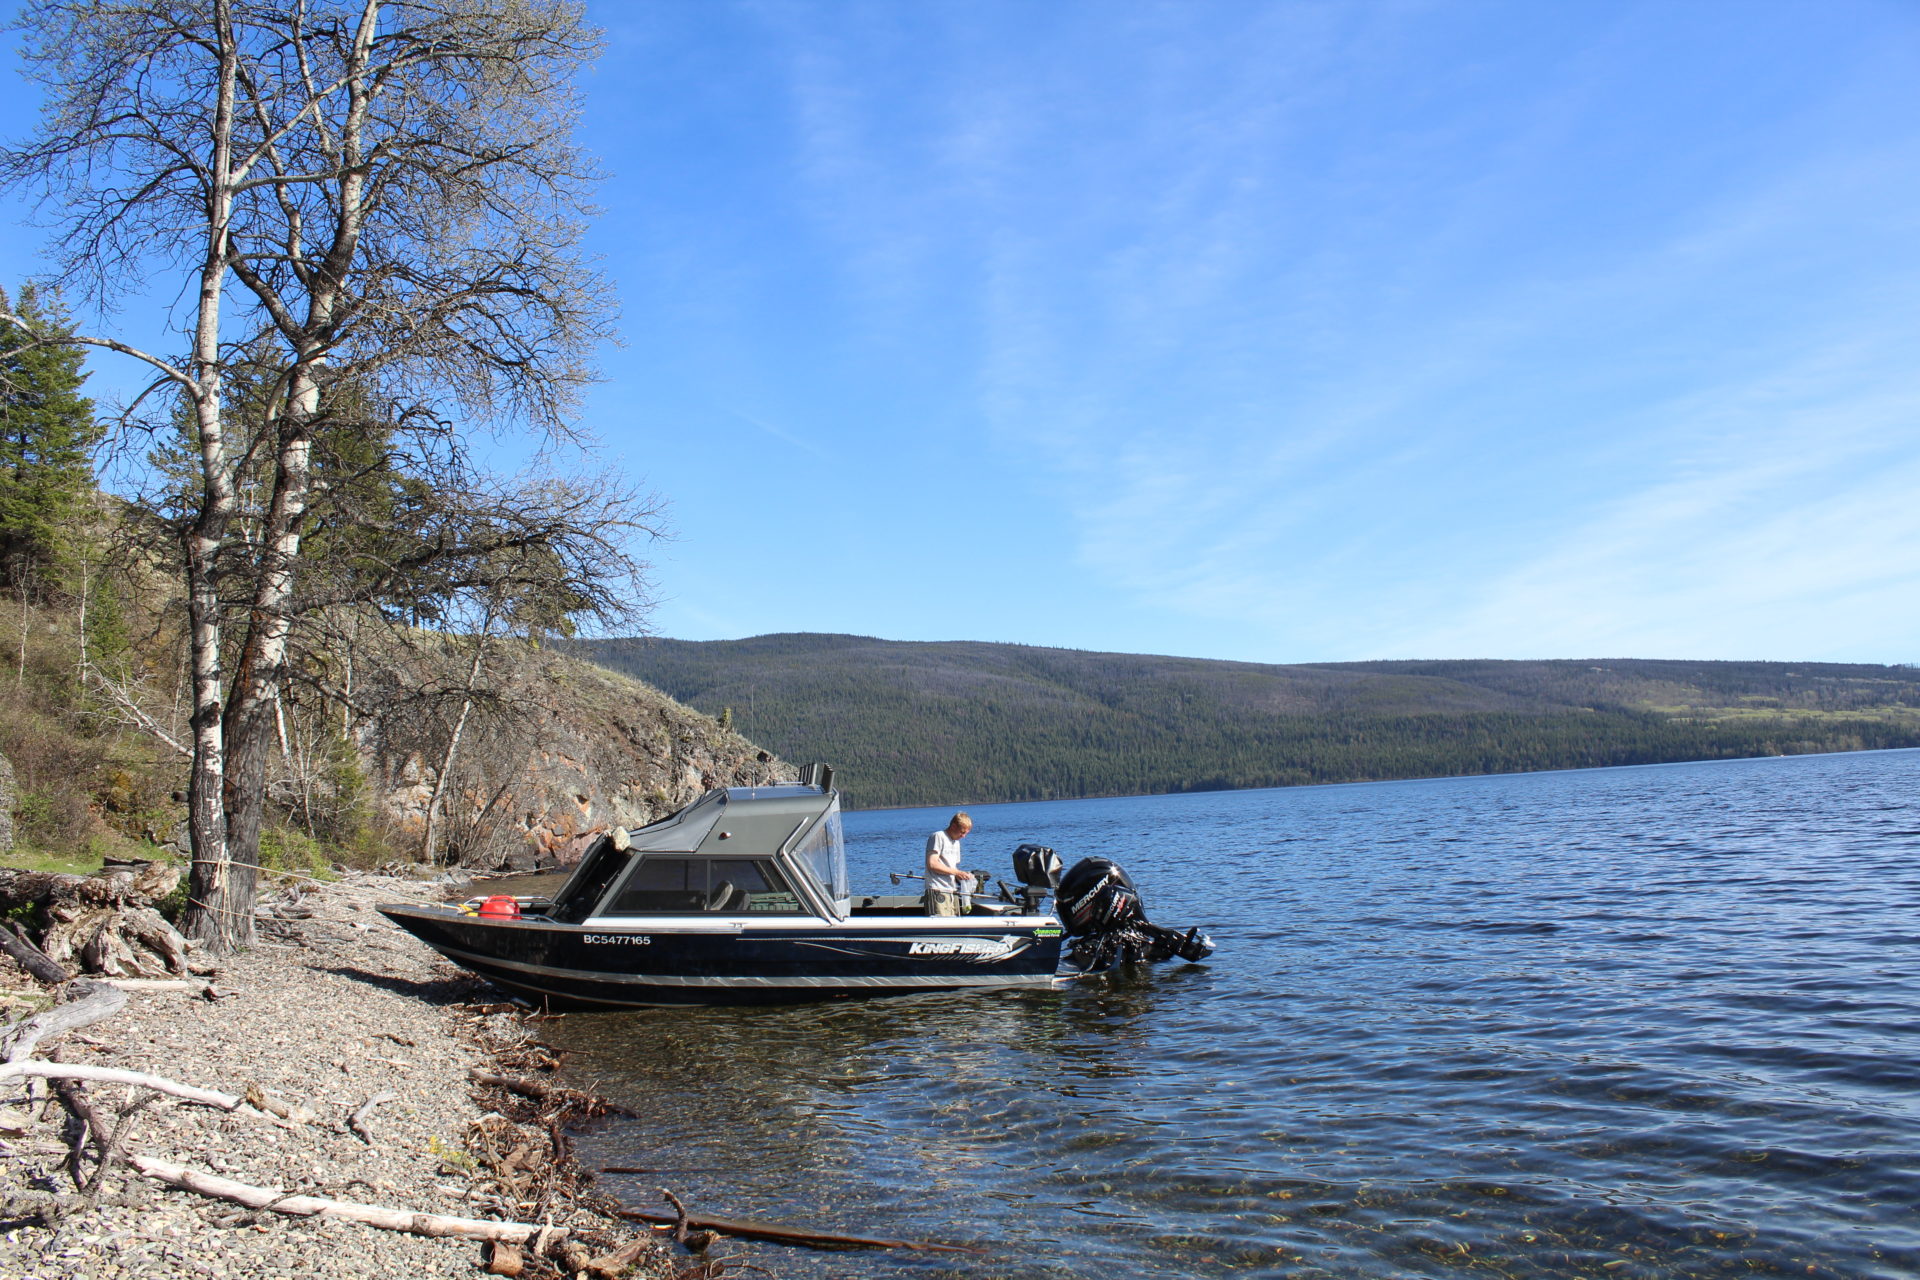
[552,750,1920,1278]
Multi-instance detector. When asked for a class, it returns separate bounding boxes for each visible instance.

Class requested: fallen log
[609,1205,984,1254]
[0,861,180,908]
[1,981,128,1063]
[126,1153,569,1244]
[0,922,72,985]
[0,863,191,979]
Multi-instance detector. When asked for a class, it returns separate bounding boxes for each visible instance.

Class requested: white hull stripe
[432,943,1057,990]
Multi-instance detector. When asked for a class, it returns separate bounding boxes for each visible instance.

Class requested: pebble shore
[0,873,673,1280]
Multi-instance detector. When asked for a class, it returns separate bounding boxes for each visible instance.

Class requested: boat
[377,765,1214,1008]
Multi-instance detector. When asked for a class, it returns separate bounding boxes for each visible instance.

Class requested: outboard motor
[1056,856,1215,972]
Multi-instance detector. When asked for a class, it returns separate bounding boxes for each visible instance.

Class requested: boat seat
[707,880,746,912]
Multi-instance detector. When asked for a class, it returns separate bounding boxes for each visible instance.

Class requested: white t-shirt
[925,830,966,892]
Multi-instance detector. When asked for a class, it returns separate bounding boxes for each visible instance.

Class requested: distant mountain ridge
[569,633,1920,809]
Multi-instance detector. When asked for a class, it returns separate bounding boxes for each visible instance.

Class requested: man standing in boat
[925,812,976,916]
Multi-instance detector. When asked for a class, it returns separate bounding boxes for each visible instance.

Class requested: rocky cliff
[360,640,790,871]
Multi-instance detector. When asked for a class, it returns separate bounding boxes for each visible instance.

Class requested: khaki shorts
[926,889,963,917]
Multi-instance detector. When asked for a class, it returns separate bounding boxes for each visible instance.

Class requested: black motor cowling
[1055,856,1215,971]
[1058,857,1142,935]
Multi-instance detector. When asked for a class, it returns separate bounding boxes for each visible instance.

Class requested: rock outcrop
[361,641,790,871]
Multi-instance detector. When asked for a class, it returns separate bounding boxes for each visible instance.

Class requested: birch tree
[1,0,621,951]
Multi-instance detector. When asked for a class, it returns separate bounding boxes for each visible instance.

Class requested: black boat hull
[378,904,1067,1008]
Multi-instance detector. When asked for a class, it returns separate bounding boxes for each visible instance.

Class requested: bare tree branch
[2,1,627,951]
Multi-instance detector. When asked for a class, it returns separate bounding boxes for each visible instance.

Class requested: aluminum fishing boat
[378,766,1212,1008]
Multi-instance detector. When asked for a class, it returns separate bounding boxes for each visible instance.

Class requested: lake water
[552,749,1920,1278]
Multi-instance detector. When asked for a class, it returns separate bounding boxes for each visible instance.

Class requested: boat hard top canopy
[543,777,853,926]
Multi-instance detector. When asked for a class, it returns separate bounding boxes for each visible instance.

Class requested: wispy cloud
[946,4,1920,661]
[724,406,832,459]
[594,1,1920,661]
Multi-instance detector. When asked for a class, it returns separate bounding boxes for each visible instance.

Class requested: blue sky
[5,0,1919,664]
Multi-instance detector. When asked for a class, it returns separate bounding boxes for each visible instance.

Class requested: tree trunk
[220,392,315,897]
[182,505,240,951]
[220,653,275,911]
[178,0,245,953]
[217,0,364,883]
[15,568,29,690]
[421,636,489,862]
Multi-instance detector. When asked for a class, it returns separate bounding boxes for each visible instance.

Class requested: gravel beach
[0,872,676,1280]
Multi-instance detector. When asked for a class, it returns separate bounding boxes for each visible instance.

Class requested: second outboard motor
[1058,857,1142,935]
[1056,856,1216,972]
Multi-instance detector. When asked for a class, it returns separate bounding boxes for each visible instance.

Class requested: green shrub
[259,825,330,879]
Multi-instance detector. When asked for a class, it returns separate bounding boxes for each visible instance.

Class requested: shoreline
[0,872,676,1280]
[840,741,1920,812]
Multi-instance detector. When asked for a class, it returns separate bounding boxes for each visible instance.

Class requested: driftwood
[99,978,237,999]
[244,1081,318,1125]
[484,1240,526,1276]
[1,981,128,1063]
[0,922,72,984]
[12,1057,560,1247]
[348,1089,397,1143]
[581,1235,654,1277]
[0,863,181,912]
[468,1068,636,1117]
[0,1060,304,1123]
[52,1077,160,1208]
[611,1200,984,1254]
[127,1153,568,1243]
[0,863,193,979]
[661,1187,717,1253]
[50,1075,109,1186]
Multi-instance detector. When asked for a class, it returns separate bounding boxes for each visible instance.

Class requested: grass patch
[0,844,103,876]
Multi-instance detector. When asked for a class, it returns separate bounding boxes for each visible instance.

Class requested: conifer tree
[0,283,96,593]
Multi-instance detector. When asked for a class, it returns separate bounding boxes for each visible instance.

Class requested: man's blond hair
[950,811,972,829]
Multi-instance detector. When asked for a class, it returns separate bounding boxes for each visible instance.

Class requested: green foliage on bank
[0,284,99,595]
[572,634,1920,808]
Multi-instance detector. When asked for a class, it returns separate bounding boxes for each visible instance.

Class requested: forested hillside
[572,634,1920,808]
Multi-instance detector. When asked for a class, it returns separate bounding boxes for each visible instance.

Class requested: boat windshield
[790,808,849,910]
